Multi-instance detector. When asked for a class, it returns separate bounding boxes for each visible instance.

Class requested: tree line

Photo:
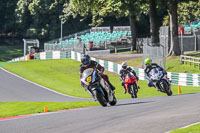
[0,0,199,55]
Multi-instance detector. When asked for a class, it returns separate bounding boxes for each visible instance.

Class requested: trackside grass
[0,101,99,117]
[115,56,200,74]
[170,123,200,133]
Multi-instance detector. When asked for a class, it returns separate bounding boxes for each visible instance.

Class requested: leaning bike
[81,68,117,107]
[149,68,172,96]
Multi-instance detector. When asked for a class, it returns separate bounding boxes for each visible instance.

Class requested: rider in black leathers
[119,62,139,94]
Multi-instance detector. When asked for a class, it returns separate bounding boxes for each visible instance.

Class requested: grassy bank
[115,56,200,74]
[0,101,99,117]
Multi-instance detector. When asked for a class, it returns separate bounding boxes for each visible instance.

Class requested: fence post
[194,31,197,51]
[180,55,184,64]
[199,62,200,70]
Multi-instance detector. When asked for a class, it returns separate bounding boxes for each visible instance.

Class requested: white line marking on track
[0,67,88,99]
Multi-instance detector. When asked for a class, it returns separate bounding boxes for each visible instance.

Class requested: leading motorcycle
[149,67,172,96]
[81,68,117,107]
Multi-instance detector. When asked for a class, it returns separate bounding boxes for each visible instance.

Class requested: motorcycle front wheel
[96,89,107,107]
[161,80,172,96]
[130,84,137,98]
[109,95,117,106]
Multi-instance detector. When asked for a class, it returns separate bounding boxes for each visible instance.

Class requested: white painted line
[165,121,200,133]
[0,67,89,99]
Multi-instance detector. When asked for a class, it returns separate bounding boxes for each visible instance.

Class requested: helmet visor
[83,60,89,65]
[122,65,127,69]
[146,63,150,66]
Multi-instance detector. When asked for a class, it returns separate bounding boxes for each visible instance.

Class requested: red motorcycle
[124,72,139,98]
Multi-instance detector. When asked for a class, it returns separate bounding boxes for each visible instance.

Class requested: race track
[0,67,200,133]
[0,68,90,102]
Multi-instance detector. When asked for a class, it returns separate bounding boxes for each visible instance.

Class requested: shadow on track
[173,93,200,97]
[115,101,154,107]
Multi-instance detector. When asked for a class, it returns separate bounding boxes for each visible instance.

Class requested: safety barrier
[8,51,200,87]
[180,55,200,69]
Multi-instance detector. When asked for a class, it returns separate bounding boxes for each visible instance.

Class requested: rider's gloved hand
[121,81,125,86]
[99,71,103,75]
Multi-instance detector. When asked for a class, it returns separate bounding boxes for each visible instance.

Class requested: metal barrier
[180,55,200,69]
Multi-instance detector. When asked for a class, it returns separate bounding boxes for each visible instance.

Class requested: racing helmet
[144,58,152,66]
[81,55,91,65]
[121,62,128,69]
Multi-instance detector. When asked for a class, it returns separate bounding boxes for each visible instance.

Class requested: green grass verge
[165,56,200,74]
[0,45,23,62]
[115,56,200,74]
[0,101,99,117]
[170,123,200,133]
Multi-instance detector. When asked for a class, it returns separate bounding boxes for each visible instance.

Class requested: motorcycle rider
[119,62,139,94]
[79,54,116,91]
[144,58,167,90]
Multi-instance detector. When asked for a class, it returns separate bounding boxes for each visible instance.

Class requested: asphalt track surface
[0,67,90,102]
[0,67,200,133]
[92,53,143,62]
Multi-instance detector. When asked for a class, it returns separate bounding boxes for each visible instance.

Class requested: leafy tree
[163,0,199,56]
[15,0,66,40]
[0,0,18,34]
[178,1,200,25]
[62,0,145,50]
[163,1,200,26]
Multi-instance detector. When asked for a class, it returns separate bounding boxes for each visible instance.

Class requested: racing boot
[107,80,115,90]
[88,90,97,101]
[124,89,127,94]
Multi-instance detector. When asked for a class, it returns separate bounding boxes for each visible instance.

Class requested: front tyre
[96,89,107,107]
[130,84,137,98]
[162,80,172,96]
[109,95,117,106]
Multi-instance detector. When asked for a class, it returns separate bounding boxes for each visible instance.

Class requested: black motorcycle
[81,68,117,107]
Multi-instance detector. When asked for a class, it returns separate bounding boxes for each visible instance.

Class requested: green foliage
[178,1,200,25]
[0,45,23,62]
[163,1,200,26]
[15,0,65,39]
[0,0,18,33]
[62,0,145,26]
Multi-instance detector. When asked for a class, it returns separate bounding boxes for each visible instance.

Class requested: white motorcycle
[81,68,117,107]
[149,67,172,96]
